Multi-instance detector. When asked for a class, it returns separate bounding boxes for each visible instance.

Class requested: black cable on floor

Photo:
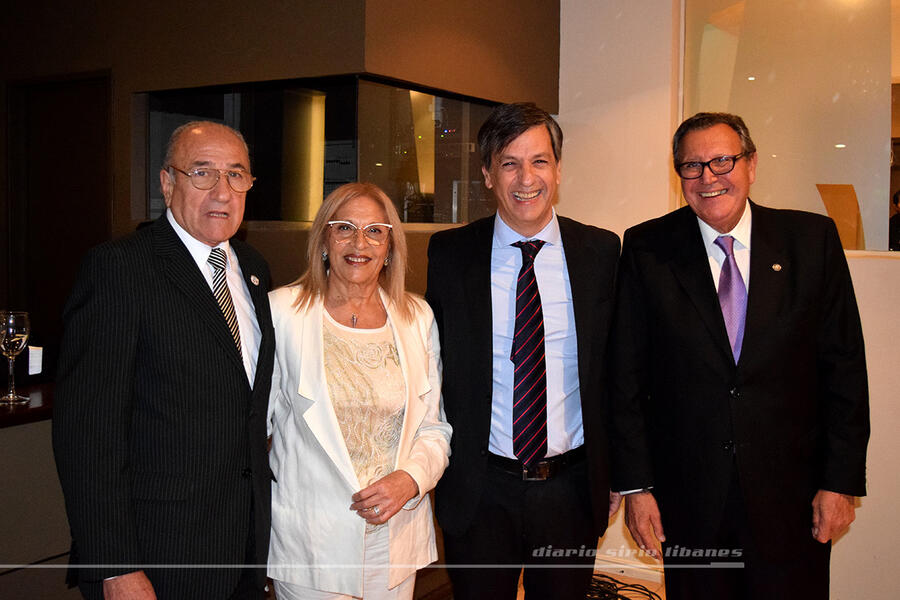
[586,573,663,600]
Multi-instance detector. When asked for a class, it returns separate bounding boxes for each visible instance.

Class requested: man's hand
[608,491,623,518]
[624,492,666,559]
[811,489,856,543]
[103,570,156,600]
[350,470,419,526]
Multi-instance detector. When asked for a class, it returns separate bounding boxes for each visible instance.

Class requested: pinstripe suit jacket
[53,215,275,599]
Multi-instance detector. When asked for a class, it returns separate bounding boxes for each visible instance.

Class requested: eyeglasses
[675,153,748,180]
[327,221,393,246]
[167,165,256,192]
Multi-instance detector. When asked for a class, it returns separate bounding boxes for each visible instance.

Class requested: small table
[0,383,54,429]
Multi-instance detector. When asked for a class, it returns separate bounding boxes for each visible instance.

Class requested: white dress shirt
[489,210,583,459]
[166,210,261,384]
[697,198,752,292]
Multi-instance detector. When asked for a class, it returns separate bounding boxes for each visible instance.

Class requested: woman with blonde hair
[267,182,451,599]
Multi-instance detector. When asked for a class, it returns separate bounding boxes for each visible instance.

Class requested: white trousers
[273,526,415,600]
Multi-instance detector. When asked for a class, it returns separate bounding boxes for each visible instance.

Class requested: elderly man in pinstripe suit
[54,121,275,600]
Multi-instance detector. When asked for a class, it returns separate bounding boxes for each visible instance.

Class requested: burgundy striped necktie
[510,240,547,466]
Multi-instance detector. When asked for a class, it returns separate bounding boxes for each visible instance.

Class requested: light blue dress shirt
[488,210,584,459]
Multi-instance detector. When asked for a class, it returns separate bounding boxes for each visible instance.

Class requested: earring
[322,250,328,262]
[384,255,391,266]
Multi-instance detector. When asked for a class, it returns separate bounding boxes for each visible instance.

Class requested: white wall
[558,0,682,240]
[559,2,900,597]
[559,0,680,582]
[832,252,900,600]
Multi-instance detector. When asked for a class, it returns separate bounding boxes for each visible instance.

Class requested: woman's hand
[350,470,420,525]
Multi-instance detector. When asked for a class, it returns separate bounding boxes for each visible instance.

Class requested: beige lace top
[323,311,406,530]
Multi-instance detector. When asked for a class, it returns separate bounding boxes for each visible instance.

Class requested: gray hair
[163,121,250,171]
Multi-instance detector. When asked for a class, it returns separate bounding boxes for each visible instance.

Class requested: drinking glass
[1,311,31,404]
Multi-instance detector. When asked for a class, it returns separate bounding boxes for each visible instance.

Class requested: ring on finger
[372,505,381,515]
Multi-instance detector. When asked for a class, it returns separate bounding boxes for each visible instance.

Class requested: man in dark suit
[426,103,620,599]
[610,112,869,599]
[53,121,275,599]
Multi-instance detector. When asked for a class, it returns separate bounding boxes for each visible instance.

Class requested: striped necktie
[208,247,243,354]
[510,240,547,466]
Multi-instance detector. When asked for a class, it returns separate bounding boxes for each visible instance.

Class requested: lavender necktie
[714,235,747,362]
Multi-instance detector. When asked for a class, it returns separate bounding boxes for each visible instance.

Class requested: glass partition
[147,76,496,223]
[683,0,890,249]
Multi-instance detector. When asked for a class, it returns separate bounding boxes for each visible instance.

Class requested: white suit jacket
[266,285,451,595]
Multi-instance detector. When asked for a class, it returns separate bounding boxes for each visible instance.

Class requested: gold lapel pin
[772,264,782,272]
[250,275,260,286]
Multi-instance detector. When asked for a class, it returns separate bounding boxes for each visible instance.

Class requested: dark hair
[478,102,563,169]
[893,189,900,207]
[672,112,756,166]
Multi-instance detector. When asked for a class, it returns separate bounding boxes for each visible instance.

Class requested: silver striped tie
[207,247,243,354]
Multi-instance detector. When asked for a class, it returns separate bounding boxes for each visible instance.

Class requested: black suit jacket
[53,215,275,599]
[425,214,620,537]
[609,202,869,558]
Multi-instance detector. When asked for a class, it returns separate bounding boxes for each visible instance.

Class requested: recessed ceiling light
[747,76,756,81]
[834,144,847,149]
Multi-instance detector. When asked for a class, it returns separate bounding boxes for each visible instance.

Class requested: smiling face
[482,125,560,237]
[325,195,391,289]
[160,123,250,246]
[678,123,757,233]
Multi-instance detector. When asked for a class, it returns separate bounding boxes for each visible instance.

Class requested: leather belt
[488,446,586,481]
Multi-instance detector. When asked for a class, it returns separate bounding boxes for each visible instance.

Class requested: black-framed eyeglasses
[675,153,748,180]
[327,220,393,246]
[167,165,256,192]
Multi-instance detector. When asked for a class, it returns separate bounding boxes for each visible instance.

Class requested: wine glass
[1,311,31,404]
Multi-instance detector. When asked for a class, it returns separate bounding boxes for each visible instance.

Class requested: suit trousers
[662,461,831,600]
[442,456,595,600]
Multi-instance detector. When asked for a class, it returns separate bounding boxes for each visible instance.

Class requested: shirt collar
[492,209,561,248]
[166,209,233,268]
[697,198,752,253]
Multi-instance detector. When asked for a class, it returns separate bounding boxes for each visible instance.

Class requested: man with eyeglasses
[54,121,275,599]
[608,112,869,599]
[425,103,620,598]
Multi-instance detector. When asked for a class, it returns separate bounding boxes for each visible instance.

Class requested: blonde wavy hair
[291,182,414,321]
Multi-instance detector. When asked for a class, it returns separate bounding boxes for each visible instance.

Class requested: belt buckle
[522,461,552,481]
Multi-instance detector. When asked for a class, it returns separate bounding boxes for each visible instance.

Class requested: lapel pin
[772,263,782,272]
[250,275,260,286]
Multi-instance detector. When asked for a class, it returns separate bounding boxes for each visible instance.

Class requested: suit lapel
[151,217,246,376]
[294,297,361,491]
[666,207,734,363]
[233,242,273,392]
[558,217,593,382]
[465,217,496,442]
[741,202,787,370]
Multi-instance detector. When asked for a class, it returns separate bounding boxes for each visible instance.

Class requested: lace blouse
[323,311,406,530]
